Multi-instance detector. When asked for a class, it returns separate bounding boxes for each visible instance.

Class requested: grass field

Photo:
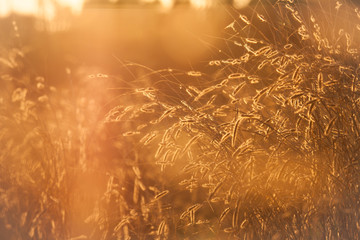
[1,0,360,239]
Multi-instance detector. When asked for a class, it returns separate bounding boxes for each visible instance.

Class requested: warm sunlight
[0,0,84,18]
[0,0,253,17]
[1,0,360,239]
[233,0,252,9]
[189,0,213,9]
[159,0,175,10]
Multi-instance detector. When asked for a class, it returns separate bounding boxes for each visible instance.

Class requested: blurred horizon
[0,0,253,19]
[1,0,358,83]
[0,0,248,85]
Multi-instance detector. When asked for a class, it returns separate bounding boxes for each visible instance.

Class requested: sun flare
[0,0,84,18]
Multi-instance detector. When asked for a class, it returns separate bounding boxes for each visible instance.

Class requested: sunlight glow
[159,0,175,11]
[0,0,37,16]
[0,0,10,16]
[0,0,84,18]
[233,0,252,9]
[189,0,213,9]
[0,0,253,17]
[57,0,84,14]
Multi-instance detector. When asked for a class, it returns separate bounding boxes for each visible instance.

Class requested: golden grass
[1,0,360,239]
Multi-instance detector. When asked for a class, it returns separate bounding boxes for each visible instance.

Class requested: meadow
[1,0,360,239]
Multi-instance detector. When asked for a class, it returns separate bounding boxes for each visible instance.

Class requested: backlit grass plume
[100,0,360,239]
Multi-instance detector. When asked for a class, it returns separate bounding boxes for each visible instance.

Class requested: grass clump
[0,44,113,239]
[96,0,360,239]
[0,47,70,239]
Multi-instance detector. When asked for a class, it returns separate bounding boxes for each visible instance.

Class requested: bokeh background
[0,0,258,85]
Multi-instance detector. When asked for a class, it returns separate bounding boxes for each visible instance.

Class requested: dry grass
[0,49,69,239]
[1,0,360,239]
[99,0,360,239]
